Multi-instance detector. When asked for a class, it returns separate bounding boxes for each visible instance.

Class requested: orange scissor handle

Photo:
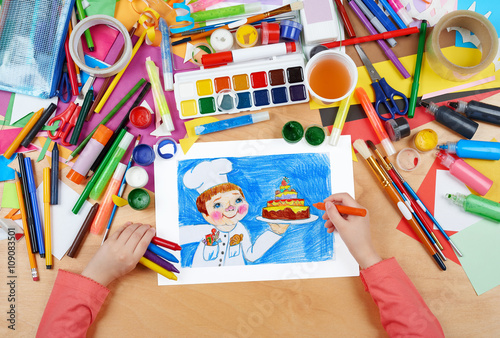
[47,103,81,146]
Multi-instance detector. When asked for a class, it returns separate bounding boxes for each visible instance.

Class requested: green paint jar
[128,188,151,211]
[304,125,326,146]
[282,121,304,143]
[446,193,500,222]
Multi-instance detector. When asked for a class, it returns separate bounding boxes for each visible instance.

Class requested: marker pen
[195,111,270,135]
[360,0,398,32]
[353,0,397,47]
[446,193,500,222]
[437,140,500,160]
[201,42,296,67]
[25,157,45,257]
[436,150,493,196]
[387,0,413,26]
[420,101,478,139]
[449,100,500,126]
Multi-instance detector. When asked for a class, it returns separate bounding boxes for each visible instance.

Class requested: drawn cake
[262,178,310,220]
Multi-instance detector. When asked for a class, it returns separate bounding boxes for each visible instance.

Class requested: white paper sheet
[434,170,482,232]
[36,180,93,260]
[11,94,58,125]
[154,136,359,285]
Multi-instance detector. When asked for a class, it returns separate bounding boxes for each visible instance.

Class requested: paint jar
[304,125,326,146]
[156,137,177,160]
[261,22,280,45]
[191,43,214,66]
[125,166,149,188]
[128,188,150,210]
[236,25,258,48]
[282,121,304,143]
[305,50,358,105]
[216,89,239,112]
[129,106,153,129]
[385,117,411,141]
[280,20,303,41]
[396,148,421,171]
[210,28,234,52]
[414,129,438,152]
[132,144,156,166]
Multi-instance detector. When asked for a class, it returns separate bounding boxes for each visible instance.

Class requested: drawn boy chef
[182,158,289,267]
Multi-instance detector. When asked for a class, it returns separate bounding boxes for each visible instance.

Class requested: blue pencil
[378,0,407,29]
[148,243,179,263]
[25,157,45,257]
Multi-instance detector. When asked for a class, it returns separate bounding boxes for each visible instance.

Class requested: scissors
[354,44,408,121]
[58,62,71,103]
[48,75,96,146]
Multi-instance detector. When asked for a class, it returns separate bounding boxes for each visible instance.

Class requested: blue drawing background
[177,153,334,267]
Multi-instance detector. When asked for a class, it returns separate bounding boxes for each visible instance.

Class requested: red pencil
[333,0,356,38]
[64,28,79,96]
[322,26,419,49]
[151,236,182,251]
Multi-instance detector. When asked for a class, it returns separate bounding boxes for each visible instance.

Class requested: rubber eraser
[300,0,340,45]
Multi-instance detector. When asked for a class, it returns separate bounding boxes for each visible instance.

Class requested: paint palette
[174,54,309,119]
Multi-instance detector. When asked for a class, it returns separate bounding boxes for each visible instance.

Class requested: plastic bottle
[436,150,493,196]
[446,193,500,222]
[420,101,478,139]
[449,100,500,126]
[67,125,113,184]
[437,140,500,160]
[90,163,126,234]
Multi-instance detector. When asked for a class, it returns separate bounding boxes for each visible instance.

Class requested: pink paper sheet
[0,128,38,157]
[82,25,120,62]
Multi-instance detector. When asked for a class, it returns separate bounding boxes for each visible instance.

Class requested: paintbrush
[353,139,446,271]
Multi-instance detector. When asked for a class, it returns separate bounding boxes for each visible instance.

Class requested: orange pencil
[43,167,52,269]
[313,203,367,217]
[4,108,44,159]
[15,172,39,281]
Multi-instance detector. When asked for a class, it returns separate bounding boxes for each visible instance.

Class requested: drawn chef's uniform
[182,159,282,267]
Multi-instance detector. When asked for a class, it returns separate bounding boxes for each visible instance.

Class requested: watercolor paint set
[173,53,309,119]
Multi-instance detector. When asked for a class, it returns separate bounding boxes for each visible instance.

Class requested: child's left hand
[82,223,156,286]
[269,223,290,235]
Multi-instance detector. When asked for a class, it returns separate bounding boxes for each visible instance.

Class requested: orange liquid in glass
[309,58,351,100]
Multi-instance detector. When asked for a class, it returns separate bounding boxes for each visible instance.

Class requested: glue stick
[67,125,113,184]
[90,163,126,234]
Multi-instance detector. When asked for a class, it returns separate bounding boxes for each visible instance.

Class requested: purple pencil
[348,0,410,79]
[144,250,180,274]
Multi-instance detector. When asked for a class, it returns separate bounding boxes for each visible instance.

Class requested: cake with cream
[262,178,310,220]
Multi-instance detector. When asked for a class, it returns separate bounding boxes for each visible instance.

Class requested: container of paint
[236,25,258,48]
[128,188,150,210]
[125,166,149,188]
[210,28,234,52]
[216,89,239,112]
[305,50,358,105]
[396,148,421,171]
[413,129,438,152]
[437,140,500,160]
[385,117,411,141]
[446,193,500,222]
[132,144,155,166]
[129,106,153,129]
[261,22,280,45]
[156,137,178,160]
[282,121,304,143]
[280,20,303,41]
[304,125,326,146]
[421,101,478,139]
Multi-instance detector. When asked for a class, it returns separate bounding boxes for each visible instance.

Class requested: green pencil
[75,0,94,51]
[408,20,427,118]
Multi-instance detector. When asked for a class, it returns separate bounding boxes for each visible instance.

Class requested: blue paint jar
[132,144,156,166]
[280,20,303,41]
[438,140,500,160]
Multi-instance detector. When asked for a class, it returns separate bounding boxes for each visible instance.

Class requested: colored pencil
[75,0,94,51]
[408,20,427,118]
[67,203,100,258]
[313,203,367,217]
[139,257,177,281]
[151,236,182,251]
[334,0,356,38]
[4,108,44,159]
[17,154,38,254]
[43,167,52,269]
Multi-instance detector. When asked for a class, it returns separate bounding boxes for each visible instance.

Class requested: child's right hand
[82,223,156,286]
[322,193,382,269]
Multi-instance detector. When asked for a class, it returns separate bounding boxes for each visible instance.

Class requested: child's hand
[82,223,156,286]
[322,193,382,269]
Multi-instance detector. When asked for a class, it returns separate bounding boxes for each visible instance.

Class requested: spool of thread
[236,25,258,48]
[129,106,153,129]
[156,137,178,160]
[385,117,411,141]
[132,144,156,166]
[210,28,234,52]
[216,89,239,112]
[280,20,303,41]
[304,125,326,146]
[282,121,304,143]
[125,166,149,188]
[192,43,214,65]
[128,188,150,210]
[397,148,421,171]
[414,129,438,152]
[261,22,280,45]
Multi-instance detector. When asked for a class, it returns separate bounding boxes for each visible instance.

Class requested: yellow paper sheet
[465,139,500,202]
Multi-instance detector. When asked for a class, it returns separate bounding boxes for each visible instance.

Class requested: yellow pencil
[139,257,177,281]
[15,172,39,281]
[94,30,147,113]
[43,167,52,269]
[4,108,44,159]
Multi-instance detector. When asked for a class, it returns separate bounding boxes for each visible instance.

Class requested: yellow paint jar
[414,129,438,152]
[236,25,258,48]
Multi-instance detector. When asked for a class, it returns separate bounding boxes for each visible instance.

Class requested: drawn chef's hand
[268,223,290,235]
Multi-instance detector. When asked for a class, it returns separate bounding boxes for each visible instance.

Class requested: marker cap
[251,111,270,123]
[67,169,85,185]
[93,125,113,145]
[381,138,396,156]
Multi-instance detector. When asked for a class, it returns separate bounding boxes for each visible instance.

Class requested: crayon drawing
[154,137,358,285]
[177,154,333,268]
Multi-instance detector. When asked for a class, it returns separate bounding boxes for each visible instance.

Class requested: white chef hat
[183,158,233,194]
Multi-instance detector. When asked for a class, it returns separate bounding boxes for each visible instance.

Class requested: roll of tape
[426,10,498,81]
[69,15,133,77]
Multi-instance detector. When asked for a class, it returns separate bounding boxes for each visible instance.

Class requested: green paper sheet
[85,0,116,17]
[1,182,19,209]
[452,219,500,295]
[37,138,52,162]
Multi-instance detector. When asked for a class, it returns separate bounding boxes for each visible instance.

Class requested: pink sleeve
[360,258,444,337]
[36,270,110,338]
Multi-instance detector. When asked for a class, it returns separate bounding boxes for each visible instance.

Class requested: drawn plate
[256,215,319,225]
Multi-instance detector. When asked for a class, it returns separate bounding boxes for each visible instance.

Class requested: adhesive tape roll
[69,15,133,77]
[426,10,498,82]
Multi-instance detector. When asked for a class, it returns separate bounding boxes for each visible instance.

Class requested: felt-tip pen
[195,112,270,135]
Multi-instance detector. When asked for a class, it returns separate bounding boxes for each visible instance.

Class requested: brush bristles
[366,140,377,151]
[290,1,304,11]
[353,139,372,160]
